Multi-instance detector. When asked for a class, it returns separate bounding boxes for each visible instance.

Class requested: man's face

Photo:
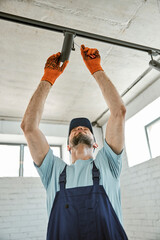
[69,126,94,148]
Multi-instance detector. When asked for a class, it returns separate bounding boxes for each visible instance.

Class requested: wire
[74,41,81,49]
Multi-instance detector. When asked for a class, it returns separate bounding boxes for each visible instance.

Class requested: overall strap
[59,164,67,190]
[92,161,100,185]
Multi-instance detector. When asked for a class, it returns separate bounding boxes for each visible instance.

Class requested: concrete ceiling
[0,0,160,127]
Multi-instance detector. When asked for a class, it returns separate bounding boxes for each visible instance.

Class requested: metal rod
[0,11,160,55]
[59,32,76,62]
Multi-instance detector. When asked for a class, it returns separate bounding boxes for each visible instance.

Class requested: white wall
[1,149,159,240]
[121,149,160,240]
[115,77,160,239]
[0,177,47,240]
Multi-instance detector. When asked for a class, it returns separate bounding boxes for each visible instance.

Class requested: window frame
[0,143,62,177]
[144,116,160,159]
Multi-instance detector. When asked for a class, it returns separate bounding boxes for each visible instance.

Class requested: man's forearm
[21,81,52,131]
[93,70,126,116]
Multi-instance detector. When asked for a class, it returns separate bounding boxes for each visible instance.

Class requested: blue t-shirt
[34,139,124,226]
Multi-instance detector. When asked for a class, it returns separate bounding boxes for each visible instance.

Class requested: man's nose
[77,127,83,130]
[77,127,82,129]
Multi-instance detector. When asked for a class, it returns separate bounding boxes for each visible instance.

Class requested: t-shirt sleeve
[98,139,124,178]
[33,148,55,189]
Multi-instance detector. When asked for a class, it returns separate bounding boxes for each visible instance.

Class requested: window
[23,146,39,177]
[50,146,61,157]
[0,144,20,177]
[125,96,160,167]
[145,117,160,159]
[0,144,62,177]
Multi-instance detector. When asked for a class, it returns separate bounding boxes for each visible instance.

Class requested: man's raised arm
[93,70,126,155]
[21,52,68,167]
[80,45,126,155]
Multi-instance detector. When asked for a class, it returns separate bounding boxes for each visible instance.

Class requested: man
[21,45,128,239]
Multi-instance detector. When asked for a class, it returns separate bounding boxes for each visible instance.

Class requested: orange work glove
[80,44,103,75]
[41,52,69,85]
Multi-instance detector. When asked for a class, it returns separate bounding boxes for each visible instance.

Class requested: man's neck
[71,144,93,164]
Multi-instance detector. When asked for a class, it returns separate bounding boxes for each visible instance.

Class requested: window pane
[146,118,160,158]
[50,146,61,158]
[125,97,160,167]
[23,145,61,177]
[0,145,20,177]
[23,146,39,177]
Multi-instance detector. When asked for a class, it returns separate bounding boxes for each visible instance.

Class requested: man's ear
[93,143,98,149]
[67,145,71,155]
[67,145,71,151]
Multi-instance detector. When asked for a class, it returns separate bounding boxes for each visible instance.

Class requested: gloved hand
[80,45,103,75]
[41,52,69,85]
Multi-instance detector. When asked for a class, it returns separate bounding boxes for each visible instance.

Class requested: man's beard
[70,132,94,148]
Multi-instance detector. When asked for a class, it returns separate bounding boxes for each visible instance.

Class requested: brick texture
[0,150,160,240]
[121,148,160,240]
[0,177,48,240]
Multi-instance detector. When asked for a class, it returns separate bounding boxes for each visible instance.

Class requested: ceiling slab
[0,0,160,126]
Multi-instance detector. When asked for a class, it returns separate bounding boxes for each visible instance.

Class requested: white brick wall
[121,148,160,240]
[0,150,160,240]
[0,177,48,240]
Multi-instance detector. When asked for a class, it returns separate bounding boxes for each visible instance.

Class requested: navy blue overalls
[47,161,128,240]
